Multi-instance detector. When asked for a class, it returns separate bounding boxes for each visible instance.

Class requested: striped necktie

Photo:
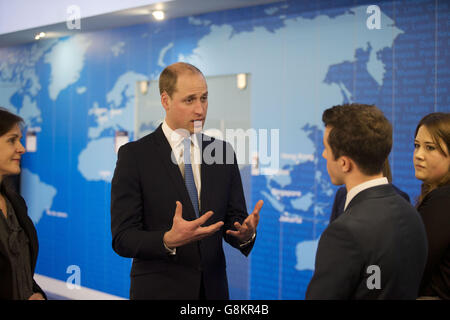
[183,138,199,218]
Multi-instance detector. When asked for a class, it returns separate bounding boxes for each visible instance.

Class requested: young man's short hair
[322,103,392,176]
[159,62,203,98]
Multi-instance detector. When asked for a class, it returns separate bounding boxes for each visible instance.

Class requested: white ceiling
[0,0,283,48]
[0,0,170,35]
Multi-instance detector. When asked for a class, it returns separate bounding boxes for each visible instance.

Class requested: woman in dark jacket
[413,112,450,300]
[0,108,46,300]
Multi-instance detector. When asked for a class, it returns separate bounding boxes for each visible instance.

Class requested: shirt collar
[162,119,201,149]
[344,177,389,211]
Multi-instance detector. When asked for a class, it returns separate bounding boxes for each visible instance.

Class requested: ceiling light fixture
[152,10,165,21]
[237,73,247,90]
[35,32,46,40]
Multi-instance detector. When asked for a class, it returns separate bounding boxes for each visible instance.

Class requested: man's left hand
[226,200,263,243]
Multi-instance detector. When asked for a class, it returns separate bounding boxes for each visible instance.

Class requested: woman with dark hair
[414,112,450,300]
[0,107,46,300]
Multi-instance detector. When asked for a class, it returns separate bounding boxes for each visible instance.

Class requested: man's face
[0,123,26,178]
[322,126,344,185]
[162,72,208,134]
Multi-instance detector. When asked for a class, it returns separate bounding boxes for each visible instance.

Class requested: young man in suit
[306,103,428,299]
[111,62,263,299]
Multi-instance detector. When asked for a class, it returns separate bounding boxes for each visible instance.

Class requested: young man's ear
[339,156,352,173]
[161,91,170,112]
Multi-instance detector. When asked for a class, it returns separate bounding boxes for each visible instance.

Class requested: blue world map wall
[0,0,448,299]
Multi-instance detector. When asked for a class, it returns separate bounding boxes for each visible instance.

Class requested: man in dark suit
[111,62,263,300]
[306,103,428,299]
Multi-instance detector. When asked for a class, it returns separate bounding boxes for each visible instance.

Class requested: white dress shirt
[344,177,389,211]
[162,120,202,207]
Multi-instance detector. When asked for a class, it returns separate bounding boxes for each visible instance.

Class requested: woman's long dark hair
[415,112,450,207]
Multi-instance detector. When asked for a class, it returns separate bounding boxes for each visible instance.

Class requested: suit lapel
[152,125,197,221]
[200,134,215,216]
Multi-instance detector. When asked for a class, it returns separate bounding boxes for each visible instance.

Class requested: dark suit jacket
[306,184,428,299]
[111,125,253,300]
[0,180,46,300]
[329,184,411,223]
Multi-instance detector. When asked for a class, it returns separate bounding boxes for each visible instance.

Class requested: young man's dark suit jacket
[111,124,254,300]
[306,184,428,299]
[329,184,411,223]
[0,181,46,299]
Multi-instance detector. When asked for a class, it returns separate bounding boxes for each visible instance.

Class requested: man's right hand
[163,201,224,249]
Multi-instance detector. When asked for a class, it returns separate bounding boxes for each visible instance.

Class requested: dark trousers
[199,273,206,300]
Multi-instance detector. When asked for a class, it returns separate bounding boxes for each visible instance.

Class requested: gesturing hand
[163,201,224,249]
[226,200,263,243]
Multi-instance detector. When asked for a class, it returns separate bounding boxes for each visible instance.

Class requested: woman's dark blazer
[0,180,46,299]
[417,184,450,299]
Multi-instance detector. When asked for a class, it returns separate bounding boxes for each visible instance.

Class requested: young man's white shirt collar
[344,177,389,211]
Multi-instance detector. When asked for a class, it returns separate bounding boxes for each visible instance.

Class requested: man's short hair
[322,103,392,176]
[159,62,204,97]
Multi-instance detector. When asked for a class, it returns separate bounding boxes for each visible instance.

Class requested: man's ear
[161,91,170,112]
[339,156,352,173]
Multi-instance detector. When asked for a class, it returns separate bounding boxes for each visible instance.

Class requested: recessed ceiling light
[152,10,165,21]
[35,32,46,40]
